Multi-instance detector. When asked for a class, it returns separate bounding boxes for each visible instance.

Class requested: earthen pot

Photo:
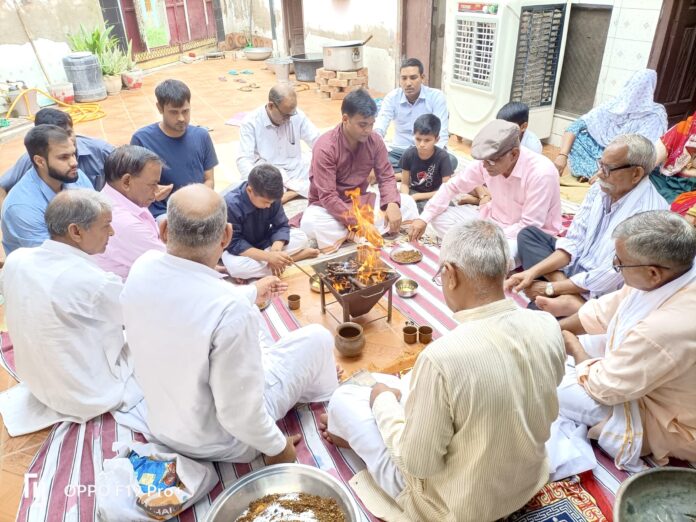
[335,322,365,358]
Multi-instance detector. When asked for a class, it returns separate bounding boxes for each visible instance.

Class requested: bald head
[269,84,297,106]
[167,184,228,250]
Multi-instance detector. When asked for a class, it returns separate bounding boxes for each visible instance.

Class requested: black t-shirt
[398,145,453,193]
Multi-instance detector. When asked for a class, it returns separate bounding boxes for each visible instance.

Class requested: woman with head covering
[554,69,668,181]
[649,111,696,221]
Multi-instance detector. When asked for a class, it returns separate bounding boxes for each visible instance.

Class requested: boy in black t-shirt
[398,114,453,213]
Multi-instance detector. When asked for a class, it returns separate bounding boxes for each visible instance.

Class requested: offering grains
[235,492,346,522]
[391,249,422,264]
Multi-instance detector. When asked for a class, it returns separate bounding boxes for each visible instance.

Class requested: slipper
[241,69,254,74]
[249,82,260,89]
[233,78,247,83]
[218,76,227,82]
[238,85,253,92]
[228,69,239,75]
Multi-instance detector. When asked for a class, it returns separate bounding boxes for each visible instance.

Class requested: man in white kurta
[121,184,338,462]
[323,221,566,521]
[237,84,320,202]
[0,189,142,433]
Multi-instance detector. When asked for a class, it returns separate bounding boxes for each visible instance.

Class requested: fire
[344,188,386,286]
[332,277,352,294]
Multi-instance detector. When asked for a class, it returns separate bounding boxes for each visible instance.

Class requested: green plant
[100,46,131,76]
[67,24,134,75]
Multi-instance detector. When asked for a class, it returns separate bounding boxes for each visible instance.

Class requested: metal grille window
[510,5,567,108]
[452,18,497,90]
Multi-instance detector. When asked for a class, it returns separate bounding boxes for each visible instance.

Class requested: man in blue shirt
[131,79,218,218]
[0,109,113,206]
[221,164,318,279]
[374,58,457,172]
[1,125,94,255]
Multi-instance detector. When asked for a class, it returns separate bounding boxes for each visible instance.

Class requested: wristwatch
[544,282,555,297]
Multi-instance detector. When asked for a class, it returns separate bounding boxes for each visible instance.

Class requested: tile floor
[0,56,573,520]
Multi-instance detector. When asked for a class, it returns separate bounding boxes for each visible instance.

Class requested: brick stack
[314,67,369,100]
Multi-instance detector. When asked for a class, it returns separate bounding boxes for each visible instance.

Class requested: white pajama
[221,228,309,279]
[301,193,419,251]
[430,205,519,263]
[281,155,311,198]
[327,373,410,498]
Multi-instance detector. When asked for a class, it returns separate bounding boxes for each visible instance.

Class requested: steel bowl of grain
[395,278,418,298]
[389,245,423,264]
[203,463,361,521]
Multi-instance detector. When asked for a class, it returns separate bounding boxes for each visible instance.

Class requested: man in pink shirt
[409,120,561,263]
[301,89,418,251]
[93,145,166,279]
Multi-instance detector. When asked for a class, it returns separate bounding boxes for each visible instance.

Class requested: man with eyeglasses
[320,220,565,521]
[506,134,668,318]
[556,210,696,470]
[409,119,561,265]
[237,84,320,204]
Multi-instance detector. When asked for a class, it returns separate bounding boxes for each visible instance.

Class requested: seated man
[301,88,418,252]
[375,58,457,171]
[497,101,543,154]
[122,184,339,462]
[0,108,113,205]
[399,114,453,213]
[237,84,320,204]
[409,119,561,263]
[0,189,142,427]
[222,164,318,279]
[131,79,217,219]
[322,220,565,521]
[506,134,668,317]
[559,210,696,469]
[93,145,166,279]
[1,125,93,255]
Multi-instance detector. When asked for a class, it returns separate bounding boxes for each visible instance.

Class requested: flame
[332,277,352,293]
[344,188,386,286]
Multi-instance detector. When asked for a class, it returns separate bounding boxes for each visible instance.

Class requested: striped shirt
[350,299,566,521]
[556,178,668,298]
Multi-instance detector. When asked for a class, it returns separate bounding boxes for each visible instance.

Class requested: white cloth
[430,204,520,264]
[555,178,668,298]
[237,105,320,197]
[328,373,411,498]
[121,250,338,462]
[221,228,309,279]
[301,193,419,251]
[597,263,696,471]
[583,69,668,147]
[0,240,142,428]
[520,129,542,154]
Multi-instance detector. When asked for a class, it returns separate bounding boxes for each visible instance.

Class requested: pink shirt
[308,124,401,227]
[93,183,165,280]
[420,147,562,238]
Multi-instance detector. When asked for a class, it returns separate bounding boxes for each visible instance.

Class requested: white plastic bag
[96,441,218,521]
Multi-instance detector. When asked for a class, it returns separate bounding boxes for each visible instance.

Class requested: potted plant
[100,46,130,95]
[121,40,143,90]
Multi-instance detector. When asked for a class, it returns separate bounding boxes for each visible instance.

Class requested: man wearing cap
[409,119,561,263]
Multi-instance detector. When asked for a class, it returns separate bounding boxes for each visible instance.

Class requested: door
[283,0,305,56]
[401,0,434,80]
[649,0,696,126]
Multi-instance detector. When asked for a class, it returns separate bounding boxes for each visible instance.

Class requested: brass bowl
[310,274,329,294]
[395,278,418,298]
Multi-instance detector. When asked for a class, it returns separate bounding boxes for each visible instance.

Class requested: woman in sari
[554,69,668,181]
[650,111,696,223]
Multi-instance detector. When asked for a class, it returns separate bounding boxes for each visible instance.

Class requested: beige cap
[471,120,521,160]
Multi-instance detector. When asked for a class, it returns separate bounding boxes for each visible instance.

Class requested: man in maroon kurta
[301,89,418,251]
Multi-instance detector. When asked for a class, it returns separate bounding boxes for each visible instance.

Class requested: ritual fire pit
[310,245,399,324]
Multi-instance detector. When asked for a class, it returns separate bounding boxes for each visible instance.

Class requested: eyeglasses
[612,254,671,273]
[596,160,635,177]
[432,265,444,286]
[484,150,511,167]
[274,102,297,119]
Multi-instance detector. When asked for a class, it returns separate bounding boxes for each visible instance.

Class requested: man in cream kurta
[0,190,143,434]
[121,184,339,462]
[324,220,566,521]
[559,210,696,468]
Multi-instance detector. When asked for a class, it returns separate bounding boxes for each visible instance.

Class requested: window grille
[452,18,497,90]
[510,5,567,107]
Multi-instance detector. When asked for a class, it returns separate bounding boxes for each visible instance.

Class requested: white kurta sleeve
[237,118,261,181]
[208,303,287,456]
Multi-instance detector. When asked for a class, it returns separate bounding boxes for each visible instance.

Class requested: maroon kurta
[308,124,401,227]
